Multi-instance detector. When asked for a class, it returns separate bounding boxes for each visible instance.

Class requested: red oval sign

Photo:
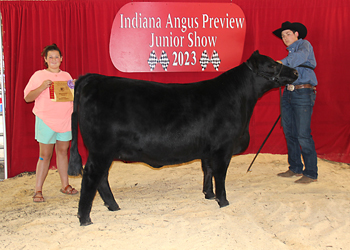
[110,2,246,72]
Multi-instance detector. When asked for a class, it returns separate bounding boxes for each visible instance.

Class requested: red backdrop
[1,0,349,177]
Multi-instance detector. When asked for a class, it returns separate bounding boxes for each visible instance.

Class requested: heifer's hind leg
[201,159,215,200]
[78,154,113,226]
[98,172,120,211]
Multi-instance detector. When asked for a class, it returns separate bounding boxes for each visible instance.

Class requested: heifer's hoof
[204,191,215,200]
[78,214,93,226]
[80,220,93,226]
[79,218,93,226]
[216,199,229,208]
[104,203,121,211]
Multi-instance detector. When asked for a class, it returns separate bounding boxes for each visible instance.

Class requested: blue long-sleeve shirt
[280,39,318,86]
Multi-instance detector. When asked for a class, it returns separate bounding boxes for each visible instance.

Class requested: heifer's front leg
[98,172,120,211]
[213,168,229,207]
[201,159,215,200]
[78,155,113,226]
[211,154,231,207]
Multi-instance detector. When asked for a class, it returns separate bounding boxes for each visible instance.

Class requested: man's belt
[286,84,316,91]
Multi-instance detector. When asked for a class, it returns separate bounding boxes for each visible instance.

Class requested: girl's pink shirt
[24,69,73,133]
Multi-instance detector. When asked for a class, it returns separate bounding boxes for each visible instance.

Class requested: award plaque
[49,80,74,102]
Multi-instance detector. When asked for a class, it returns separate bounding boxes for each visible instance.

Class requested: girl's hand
[41,80,53,90]
[24,80,52,103]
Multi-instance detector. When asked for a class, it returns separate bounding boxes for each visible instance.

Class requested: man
[273,21,318,183]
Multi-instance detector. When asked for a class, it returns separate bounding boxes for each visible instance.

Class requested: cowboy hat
[273,21,307,39]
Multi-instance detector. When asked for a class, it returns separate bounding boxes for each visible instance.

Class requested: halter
[245,61,284,82]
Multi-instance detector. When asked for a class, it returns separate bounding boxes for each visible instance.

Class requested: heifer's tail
[68,76,84,176]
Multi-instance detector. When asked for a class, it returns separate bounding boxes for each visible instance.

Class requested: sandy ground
[0,154,349,250]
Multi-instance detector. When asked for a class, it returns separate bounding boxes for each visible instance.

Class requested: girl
[24,44,78,202]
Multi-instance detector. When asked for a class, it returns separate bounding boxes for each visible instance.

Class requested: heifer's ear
[248,51,260,71]
[250,50,259,60]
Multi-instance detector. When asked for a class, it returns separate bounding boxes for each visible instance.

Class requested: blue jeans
[281,87,318,179]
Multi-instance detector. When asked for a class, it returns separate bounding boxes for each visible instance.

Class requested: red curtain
[1,0,349,177]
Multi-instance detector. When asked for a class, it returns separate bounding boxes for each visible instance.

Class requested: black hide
[68,50,298,226]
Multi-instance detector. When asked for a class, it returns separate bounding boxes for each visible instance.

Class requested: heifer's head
[245,50,298,96]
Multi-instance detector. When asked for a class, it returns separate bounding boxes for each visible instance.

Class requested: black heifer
[68,51,298,226]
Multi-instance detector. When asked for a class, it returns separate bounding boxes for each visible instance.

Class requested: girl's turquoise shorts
[35,116,72,144]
